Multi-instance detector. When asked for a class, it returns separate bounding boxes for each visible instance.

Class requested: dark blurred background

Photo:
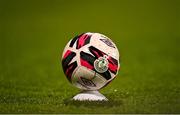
[0,0,179,63]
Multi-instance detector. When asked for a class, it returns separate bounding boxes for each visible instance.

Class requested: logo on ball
[94,56,109,73]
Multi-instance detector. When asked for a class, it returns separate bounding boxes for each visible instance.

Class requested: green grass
[0,0,180,113]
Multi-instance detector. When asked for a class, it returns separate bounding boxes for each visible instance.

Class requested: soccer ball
[62,32,120,90]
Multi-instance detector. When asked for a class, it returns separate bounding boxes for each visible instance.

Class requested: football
[62,32,120,90]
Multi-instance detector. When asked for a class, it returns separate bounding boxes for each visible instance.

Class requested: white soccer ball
[62,32,120,90]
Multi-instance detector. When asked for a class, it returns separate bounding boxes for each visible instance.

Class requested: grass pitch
[0,0,180,113]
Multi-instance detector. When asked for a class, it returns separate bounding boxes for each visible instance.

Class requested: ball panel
[69,33,92,49]
[72,66,108,90]
[93,72,108,89]
[107,56,118,75]
[80,51,96,70]
[69,34,79,48]
[76,34,92,49]
[90,33,119,59]
[62,50,78,82]
[72,66,96,90]
[88,46,105,59]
